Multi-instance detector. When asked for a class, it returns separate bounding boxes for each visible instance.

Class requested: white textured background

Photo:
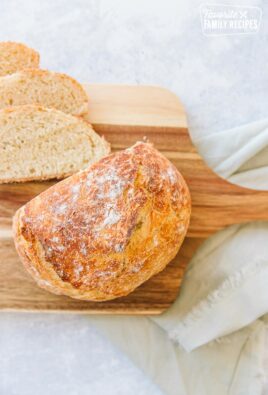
[0,0,266,394]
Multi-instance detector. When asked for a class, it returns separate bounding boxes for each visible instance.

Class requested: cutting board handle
[170,129,268,238]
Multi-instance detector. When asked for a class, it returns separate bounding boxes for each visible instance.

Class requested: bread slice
[0,42,39,76]
[0,69,89,116]
[0,105,110,183]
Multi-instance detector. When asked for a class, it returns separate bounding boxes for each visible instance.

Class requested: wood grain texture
[0,83,268,314]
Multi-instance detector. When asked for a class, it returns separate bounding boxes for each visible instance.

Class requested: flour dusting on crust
[17,142,191,300]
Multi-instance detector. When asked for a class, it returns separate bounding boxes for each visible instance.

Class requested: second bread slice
[0,69,89,116]
[0,105,110,184]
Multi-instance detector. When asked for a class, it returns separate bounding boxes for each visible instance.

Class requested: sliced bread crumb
[0,105,110,183]
[0,42,39,76]
[0,69,89,116]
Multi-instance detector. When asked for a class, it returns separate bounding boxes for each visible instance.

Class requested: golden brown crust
[13,142,191,301]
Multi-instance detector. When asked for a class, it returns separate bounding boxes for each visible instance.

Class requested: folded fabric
[153,222,268,352]
[91,316,266,395]
[195,118,268,189]
[89,119,268,395]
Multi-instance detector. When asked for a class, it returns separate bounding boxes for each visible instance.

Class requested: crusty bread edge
[13,207,64,296]
[13,207,128,301]
[13,202,190,302]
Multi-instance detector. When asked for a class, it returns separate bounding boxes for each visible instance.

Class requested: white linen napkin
[89,120,268,395]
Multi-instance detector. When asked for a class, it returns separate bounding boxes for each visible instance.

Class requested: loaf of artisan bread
[0,105,110,183]
[0,42,39,76]
[0,69,89,115]
[13,142,191,301]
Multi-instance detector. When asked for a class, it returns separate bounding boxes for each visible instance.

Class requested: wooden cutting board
[1,84,268,314]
